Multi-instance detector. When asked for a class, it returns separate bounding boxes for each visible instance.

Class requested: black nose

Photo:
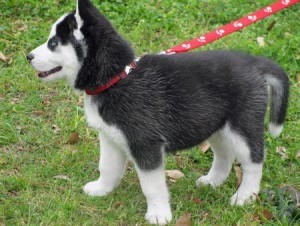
[26,53,34,62]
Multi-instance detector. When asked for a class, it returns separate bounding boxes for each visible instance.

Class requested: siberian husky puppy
[27,0,289,224]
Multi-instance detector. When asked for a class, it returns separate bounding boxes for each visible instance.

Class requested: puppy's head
[27,0,99,86]
[27,12,81,85]
[28,0,134,90]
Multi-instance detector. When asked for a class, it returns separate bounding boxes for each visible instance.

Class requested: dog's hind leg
[227,124,264,206]
[83,133,127,196]
[230,161,263,206]
[196,127,235,188]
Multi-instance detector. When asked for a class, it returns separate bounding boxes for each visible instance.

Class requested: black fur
[57,1,289,170]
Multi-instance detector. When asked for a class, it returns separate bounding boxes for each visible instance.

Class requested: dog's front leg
[83,133,127,196]
[136,163,172,225]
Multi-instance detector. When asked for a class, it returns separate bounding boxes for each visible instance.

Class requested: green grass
[1,0,299,225]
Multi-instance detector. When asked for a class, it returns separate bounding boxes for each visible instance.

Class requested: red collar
[85,61,137,95]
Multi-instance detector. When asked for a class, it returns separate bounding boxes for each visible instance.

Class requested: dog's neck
[84,60,138,95]
[74,28,135,92]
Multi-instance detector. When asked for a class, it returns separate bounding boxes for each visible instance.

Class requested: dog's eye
[48,38,58,50]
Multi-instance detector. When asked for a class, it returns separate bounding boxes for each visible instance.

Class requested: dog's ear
[75,0,98,24]
[75,0,86,27]
[74,0,98,40]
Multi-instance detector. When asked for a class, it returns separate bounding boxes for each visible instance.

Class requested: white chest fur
[84,95,129,151]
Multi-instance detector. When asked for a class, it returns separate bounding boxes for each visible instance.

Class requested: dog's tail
[264,68,289,138]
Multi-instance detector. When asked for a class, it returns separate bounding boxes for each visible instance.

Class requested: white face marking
[28,14,82,87]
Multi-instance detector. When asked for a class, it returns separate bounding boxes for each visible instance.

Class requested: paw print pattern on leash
[197,36,206,43]
[281,0,291,5]
[216,29,225,36]
[181,44,191,49]
[264,7,273,13]
[233,22,243,27]
[247,15,257,21]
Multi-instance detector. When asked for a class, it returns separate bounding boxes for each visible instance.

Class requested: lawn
[0,0,299,225]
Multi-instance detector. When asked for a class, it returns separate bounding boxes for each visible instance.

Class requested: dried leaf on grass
[234,165,243,188]
[296,150,300,158]
[257,37,265,47]
[0,51,9,62]
[175,155,184,169]
[199,141,210,153]
[296,75,300,84]
[34,110,46,116]
[126,161,133,173]
[251,214,260,222]
[166,170,185,183]
[78,94,84,107]
[4,84,10,91]
[251,209,273,223]
[253,193,261,203]
[18,25,28,32]
[113,201,126,209]
[16,146,29,152]
[276,146,288,159]
[41,99,51,106]
[52,175,70,180]
[52,124,61,133]
[67,131,80,144]
[117,222,129,226]
[176,212,191,226]
[262,209,273,220]
[8,190,18,197]
[289,162,294,175]
[193,198,203,205]
[10,97,21,104]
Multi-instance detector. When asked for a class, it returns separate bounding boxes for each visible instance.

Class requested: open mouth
[37,66,62,78]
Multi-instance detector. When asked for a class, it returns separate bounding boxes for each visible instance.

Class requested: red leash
[163,0,299,54]
[85,0,299,95]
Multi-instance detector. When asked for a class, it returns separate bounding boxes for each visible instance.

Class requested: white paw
[230,192,256,206]
[196,175,218,188]
[145,204,172,225]
[83,180,113,197]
